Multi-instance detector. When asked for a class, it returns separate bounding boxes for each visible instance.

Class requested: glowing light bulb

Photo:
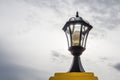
[72,31,80,46]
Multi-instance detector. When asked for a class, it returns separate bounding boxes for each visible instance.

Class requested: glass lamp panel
[72,31,80,46]
[65,26,72,47]
[73,24,81,31]
[82,26,88,35]
[81,25,89,48]
[71,24,81,46]
[81,34,84,47]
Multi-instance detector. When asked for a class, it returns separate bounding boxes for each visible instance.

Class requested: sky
[0,0,120,80]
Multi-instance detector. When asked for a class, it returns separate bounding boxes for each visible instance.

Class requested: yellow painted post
[49,72,98,80]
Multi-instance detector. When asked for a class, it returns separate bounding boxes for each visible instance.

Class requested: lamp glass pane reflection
[72,31,80,46]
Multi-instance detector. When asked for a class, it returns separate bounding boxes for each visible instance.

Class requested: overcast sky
[0,0,120,80]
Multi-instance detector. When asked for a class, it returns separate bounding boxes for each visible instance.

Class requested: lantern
[62,12,93,72]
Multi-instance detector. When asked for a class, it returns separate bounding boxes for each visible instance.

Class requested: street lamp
[49,12,98,80]
[62,12,93,72]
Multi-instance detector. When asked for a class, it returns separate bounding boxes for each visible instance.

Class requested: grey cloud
[74,0,120,13]
[51,50,70,63]
[73,0,120,38]
[0,64,48,80]
[24,0,52,8]
[0,55,49,80]
[23,0,69,14]
[100,57,108,61]
[98,57,109,63]
[113,63,120,71]
[23,0,120,30]
[51,50,60,57]
[0,43,49,80]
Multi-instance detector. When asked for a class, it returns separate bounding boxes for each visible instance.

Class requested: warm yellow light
[72,31,80,46]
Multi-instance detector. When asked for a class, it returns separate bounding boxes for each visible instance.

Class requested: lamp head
[63,12,93,55]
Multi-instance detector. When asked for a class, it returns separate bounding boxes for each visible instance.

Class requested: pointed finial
[76,11,79,17]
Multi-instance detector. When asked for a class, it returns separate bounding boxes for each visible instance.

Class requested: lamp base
[49,72,98,80]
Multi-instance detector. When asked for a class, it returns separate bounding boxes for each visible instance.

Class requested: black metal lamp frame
[62,12,93,72]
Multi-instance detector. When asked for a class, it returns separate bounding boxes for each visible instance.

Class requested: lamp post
[62,12,92,72]
[49,12,98,80]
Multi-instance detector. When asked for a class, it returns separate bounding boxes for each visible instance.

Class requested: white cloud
[0,0,120,80]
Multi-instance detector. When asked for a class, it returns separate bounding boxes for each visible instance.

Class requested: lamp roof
[62,12,93,31]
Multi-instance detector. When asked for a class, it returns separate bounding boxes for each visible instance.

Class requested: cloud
[0,52,49,80]
[0,41,49,80]
[3,0,120,39]
[100,57,108,60]
[113,63,120,71]
[51,50,70,63]
[23,0,68,12]
[72,0,120,38]
[0,64,48,80]
[0,0,120,80]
